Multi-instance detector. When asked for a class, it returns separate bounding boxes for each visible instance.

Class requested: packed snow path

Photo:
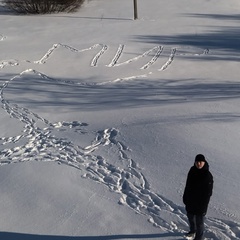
[1,39,240,239]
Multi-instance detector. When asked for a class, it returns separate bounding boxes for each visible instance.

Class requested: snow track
[158,48,176,71]
[0,42,209,82]
[0,35,238,238]
[107,44,125,67]
[0,69,240,240]
[0,34,6,41]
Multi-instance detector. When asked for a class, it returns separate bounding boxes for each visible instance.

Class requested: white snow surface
[1,0,240,239]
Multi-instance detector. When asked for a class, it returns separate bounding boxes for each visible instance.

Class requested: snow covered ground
[1,0,240,239]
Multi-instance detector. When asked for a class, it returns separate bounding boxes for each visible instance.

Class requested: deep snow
[1,0,240,239]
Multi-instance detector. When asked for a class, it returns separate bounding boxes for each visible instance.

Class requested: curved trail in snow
[0,42,209,82]
[0,69,240,240]
[0,35,237,238]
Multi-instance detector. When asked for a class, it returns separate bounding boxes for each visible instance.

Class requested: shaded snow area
[1,0,240,239]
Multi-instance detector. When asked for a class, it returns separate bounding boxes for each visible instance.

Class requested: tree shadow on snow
[7,76,240,113]
[0,232,182,240]
[133,13,240,61]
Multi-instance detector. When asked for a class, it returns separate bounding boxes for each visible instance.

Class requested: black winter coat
[183,161,213,215]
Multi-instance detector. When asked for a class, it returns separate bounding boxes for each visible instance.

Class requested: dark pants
[187,212,204,240]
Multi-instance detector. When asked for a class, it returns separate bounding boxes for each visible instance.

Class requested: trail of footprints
[1,37,240,239]
[1,73,240,240]
[0,41,210,81]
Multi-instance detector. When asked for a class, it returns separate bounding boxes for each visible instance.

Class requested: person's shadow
[0,232,183,240]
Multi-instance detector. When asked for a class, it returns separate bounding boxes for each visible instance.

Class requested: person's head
[195,154,206,169]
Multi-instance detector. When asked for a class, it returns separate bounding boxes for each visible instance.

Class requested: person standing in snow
[183,154,213,240]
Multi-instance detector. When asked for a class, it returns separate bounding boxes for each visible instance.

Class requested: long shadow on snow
[0,232,181,240]
[134,27,240,59]
[133,13,240,61]
[5,76,240,112]
[184,13,240,21]
[47,15,132,21]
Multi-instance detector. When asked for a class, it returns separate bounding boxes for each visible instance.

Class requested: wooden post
[133,0,138,20]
